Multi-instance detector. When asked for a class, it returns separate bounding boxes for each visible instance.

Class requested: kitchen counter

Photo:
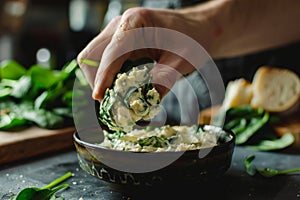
[0,146,300,200]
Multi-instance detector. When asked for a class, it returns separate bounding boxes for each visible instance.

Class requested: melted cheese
[99,125,219,152]
[100,65,161,132]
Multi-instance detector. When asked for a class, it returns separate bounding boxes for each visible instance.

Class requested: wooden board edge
[0,127,76,165]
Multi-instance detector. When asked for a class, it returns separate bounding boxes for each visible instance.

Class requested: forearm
[181,0,300,58]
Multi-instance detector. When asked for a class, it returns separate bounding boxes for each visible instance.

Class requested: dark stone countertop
[0,146,300,200]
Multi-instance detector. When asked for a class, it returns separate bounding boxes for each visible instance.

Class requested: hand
[77,0,300,101]
[77,7,214,101]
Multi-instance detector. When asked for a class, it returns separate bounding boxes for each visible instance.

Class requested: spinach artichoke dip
[98,62,218,152]
[99,64,161,132]
[99,125,219,152]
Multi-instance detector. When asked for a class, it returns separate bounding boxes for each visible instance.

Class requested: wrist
[177,1,229,58]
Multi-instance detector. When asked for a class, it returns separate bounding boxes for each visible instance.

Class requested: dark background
[0,0,205,69]
[0,0,299,79]
[2,0,299,123]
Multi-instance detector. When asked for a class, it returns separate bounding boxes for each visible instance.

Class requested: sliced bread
[222,78,253,111]
[250,66,300,112]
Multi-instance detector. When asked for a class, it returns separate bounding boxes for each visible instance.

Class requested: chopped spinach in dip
[99,64,161,132]
[99,125,219,152]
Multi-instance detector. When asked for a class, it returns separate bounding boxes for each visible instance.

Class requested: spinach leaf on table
[244,154,300,177]
[0,115,27,130]
[0,76,31,99]
[52,107,73,118]
[235,112,269,145]
[0,59,87,130]
[0,101,28,130]
[28,65,67,90]
[246,132,294,151]
[10,172,72,200]
[34,82,66,110]
[10,76,32,98]
[0,79,17,98]
[22,108,65,129]
[0,87,11,98]
[216,105,294,151]
[0,101,65,130]
[243,154,257,176]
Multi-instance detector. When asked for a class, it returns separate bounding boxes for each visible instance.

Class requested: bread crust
[250,66,300,112]
[222,78,253,111]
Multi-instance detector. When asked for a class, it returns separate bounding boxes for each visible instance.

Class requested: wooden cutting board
[199,106,300,149]
[0,126,75,165]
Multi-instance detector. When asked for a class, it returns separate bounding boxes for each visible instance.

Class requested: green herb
[145,126,155,132]
[10,76,32,98]
[244,154,257,176]
[230,118,247,134]
[124,87,138,108]
[138,136,169,148]
[244,155,300,177]
[79,58,99,67]
[235,112,269,144]
[227,106,263,116]
[258,167,300,177]
[0,60,26,79]
[10,172,72,200]
[0,99,65,130]
[105,130,125,142]
[217,106,294,151]
[220,106,264,128]
[0,59,88,130]
[246,132,294,151]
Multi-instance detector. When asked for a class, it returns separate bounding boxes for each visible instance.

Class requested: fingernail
[92,85,102,101]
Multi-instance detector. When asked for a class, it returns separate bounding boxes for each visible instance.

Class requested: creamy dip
[99,64,161,132]
[99,125,219,152]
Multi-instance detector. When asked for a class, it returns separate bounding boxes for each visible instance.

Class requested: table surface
[0,146,300,200]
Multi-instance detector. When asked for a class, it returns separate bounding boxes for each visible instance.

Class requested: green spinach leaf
[0,60,26,80]
[0,87,12,98]
[244,154,257,176]
[219,106,294,151]
[246,132,294,151]
[244,154,300,177]
[11,172,72,200]
[138,136,169,148]
[0,59,88,130]
[10,76,32,98]
[0,115,27,130]
[0,101,27,130]
[28,65,62,89]
[22,109,64,129]
[0,101,65,129]
[235,112,269,144]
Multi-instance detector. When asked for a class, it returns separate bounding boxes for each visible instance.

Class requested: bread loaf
[250,66,300,112]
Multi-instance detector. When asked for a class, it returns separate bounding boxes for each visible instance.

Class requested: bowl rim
[73,124,235,154]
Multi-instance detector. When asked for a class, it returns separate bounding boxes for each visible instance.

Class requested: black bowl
[73,125,235,190]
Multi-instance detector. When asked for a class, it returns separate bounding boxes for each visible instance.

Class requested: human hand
[77,7,214,101]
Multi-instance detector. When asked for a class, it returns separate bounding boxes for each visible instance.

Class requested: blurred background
[1,0,299,73]
[1,0,299,123]
[0,0,204,69]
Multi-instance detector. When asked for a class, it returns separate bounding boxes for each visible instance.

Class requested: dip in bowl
[73,124,235,189]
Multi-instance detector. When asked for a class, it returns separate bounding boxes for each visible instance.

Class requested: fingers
[92,50,131,100]
[151,52,196,98]
[92,8,153,100]
[78,7,198,101]
[77,16,122,89]
[151,63,180,98]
